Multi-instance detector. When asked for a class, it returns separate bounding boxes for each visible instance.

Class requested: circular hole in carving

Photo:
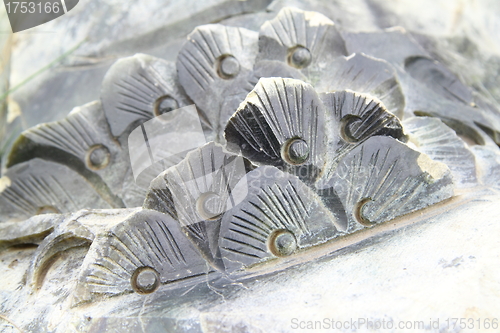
[268,229,297,257]
[340,115,362,143]
[216,54,240,79]
[196,192,225,220]
[281,138,310,165]
[154,95,179,117]
[287,45,312,69]
[131,266,160,294]
[36,205,60,215]
[85,144,110,170]
[354,197,374,227]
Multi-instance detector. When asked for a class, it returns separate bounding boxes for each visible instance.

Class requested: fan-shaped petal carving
[319,90,406,182]
[0,159,111,222]
[176,24,259,138]
[219,166,346,273]
[122,104,208,208]
[8,101,117,166]
[144,142,252,270]
[325,136,454,232]
[403,56,500,145]
[225,77,331,183]
[6,101,130,204]
[403,117,478,187]
[258,7,347,80]
[344,29,500,142]
[101,54,189,137]
[315,53,405,119]
[73,209,210,303]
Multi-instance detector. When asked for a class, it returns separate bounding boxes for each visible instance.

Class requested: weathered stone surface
[101,54,190,138]
[314,53,405,119]
[1,1,500,332]
[73,209,211,305]
[343,27,429,68]
[144,142,253,271]
[1,0,273,172]
[342,27,500,147]
[323,136,454,232]
[319,90,406,181]
[6,101,130,206]
[220,165,345,273]
[0,214,62,251]
[0,159,112,222]
[225,77,331,185]
[257,7,347,84]
[177,25,259,141]
[403,116,478,188]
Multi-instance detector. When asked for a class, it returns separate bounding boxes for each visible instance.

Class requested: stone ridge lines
[0,6,497,307]
[2,7,492,222]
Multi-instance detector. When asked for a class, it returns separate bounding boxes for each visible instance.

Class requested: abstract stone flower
[0,4,499,332]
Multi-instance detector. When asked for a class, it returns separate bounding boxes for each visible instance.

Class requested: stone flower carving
[0,5,499,333]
